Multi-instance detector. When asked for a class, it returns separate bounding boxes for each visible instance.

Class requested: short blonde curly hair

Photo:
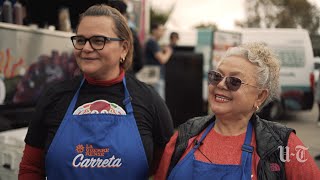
[219,42,280,109]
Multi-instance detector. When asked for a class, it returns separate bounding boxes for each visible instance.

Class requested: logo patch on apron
[73,100,126,115]
[72,144,123,168]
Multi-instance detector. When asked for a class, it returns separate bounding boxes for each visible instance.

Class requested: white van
[241,28,315,120]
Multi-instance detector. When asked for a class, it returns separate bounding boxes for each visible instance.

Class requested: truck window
[273,46,305,67]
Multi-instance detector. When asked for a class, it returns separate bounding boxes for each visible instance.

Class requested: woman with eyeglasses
[155,42,320,180]
[18,4,173,180]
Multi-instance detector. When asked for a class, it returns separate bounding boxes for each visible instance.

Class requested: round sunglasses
[208,70,259,91]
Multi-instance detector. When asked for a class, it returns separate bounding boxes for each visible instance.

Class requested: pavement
[277,103,320,168]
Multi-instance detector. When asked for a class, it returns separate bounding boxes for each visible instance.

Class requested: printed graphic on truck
[0,23,78,106]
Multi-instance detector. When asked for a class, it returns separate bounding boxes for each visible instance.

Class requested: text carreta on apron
[45,77,149,180]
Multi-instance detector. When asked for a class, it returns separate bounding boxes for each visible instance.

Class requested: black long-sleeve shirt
[24,73,174,171]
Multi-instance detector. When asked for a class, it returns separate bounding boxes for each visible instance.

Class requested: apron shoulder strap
[122,76,133,114]
[167,115,214,176]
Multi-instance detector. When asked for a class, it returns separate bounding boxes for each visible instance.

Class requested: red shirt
[155,128,320,180]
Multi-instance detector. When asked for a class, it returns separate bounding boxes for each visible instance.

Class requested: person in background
[0,75,11,131]
[314,72,320,160]
[0,75,5,105]
[315,73,320,127]
[145,23,173,100]
[169,31,179,49]
[19,4,173,179]
[155,42,320,180]
[108,0,144,74]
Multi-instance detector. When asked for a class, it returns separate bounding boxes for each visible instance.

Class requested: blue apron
[168,121,253,180]
[45,78,149,180]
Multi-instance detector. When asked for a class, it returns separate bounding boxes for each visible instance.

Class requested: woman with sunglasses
[19,4,173,180]
[155,42,320,180]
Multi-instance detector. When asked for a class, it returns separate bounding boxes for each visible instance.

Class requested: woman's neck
[214,114,253,136]
[84,68,124,86]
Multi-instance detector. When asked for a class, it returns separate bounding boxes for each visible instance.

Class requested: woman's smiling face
[74,16,128,80]
[208,56,261,117]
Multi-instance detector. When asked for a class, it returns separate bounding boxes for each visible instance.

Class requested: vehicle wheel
[258,101,284,121]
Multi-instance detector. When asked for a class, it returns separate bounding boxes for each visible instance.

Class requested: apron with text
[168,121,253,180]
[45,78,149,180]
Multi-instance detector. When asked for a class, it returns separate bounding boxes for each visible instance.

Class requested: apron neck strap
[196,120,254,156]
[194,119,254,179]
[240,121,254,167]
[241,121,254,155]
[65,78,85,116]
[195,122,215,149]
[65,77,134,116]
[122,77,133,114]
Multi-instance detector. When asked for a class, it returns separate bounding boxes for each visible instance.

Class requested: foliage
[150,6,173,26]
[237,0,320,34]
[194,22,219,31]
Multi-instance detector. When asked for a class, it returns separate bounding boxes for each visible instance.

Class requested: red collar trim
[84,69,125,86]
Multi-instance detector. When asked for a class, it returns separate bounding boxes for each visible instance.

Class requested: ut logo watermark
[278,145,309,163]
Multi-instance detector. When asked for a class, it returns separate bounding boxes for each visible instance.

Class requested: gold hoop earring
[120,57,125,63]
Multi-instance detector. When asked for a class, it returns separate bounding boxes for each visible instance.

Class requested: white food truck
[241,28,315,119]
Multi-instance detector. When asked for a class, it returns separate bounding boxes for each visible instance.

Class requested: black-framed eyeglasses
[70,35,124,50]
[208,70,259,91]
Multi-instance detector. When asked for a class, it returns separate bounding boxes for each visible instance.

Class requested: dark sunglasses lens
[208,71,223,85]
[226,77,242,91]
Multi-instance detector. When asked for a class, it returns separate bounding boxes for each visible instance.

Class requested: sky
[150,0,320,31]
